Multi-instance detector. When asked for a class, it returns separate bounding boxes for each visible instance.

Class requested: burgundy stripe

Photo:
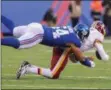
[38,68,40,75]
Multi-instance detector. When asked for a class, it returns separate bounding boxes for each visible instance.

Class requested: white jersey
[80,27,104,52]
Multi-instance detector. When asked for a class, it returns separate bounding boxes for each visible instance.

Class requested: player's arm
[69,43,84,61]
[94,39,109,61]
[68,43,95,67]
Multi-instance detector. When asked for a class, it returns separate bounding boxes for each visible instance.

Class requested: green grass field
[1,40,111,89]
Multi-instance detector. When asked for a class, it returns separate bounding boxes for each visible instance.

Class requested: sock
[1,15,15,36]
[1,37,20,49]
[27,65,52,78]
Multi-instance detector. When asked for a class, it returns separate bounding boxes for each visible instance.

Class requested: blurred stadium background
[1,0,111,89]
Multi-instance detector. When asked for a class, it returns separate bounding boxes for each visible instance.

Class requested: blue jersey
[41,26,81,48]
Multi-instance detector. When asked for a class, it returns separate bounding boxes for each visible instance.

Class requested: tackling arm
[94,40,109,61]
[70,44,84,61]
[68,43,95,67]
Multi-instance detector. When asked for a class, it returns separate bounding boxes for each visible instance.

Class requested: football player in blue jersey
[1,22,95,79]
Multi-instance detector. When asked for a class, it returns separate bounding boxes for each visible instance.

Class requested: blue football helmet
[74,24,90,41]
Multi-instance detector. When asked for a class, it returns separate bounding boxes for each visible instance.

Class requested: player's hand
[69,53,79,63]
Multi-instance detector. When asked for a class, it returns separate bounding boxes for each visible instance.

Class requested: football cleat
[16,61,31,79]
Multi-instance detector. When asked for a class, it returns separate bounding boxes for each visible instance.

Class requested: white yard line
[63,76,111,80]
[2,75,111,89]
[2,74,39,76]
[1,84,106,89]
[2,74,111,80]
[2,85,51,88]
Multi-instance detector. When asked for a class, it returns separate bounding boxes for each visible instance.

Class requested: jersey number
[53,29,69,39]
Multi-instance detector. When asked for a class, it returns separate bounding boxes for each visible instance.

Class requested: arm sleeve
[94,42,109,61]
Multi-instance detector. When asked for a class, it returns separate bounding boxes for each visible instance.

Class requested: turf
[1,40,111,89]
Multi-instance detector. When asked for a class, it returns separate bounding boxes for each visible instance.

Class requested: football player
[82,21,109,60]
[1,22,95,79]
[69,21,109,63]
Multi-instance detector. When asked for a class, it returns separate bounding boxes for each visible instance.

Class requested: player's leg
[1,15,15,36]
[1,36,20,48]
[1,25,29,48]
[18,33,43,49]
[18,23,44,49]
[16,48,71,79]
[1,32,43,49]
[51,48,70,79]
[1,23,44,49]
[13,25,28,38]
[50,47,69,79]
[50,47,64,70]
[16,61,53,79]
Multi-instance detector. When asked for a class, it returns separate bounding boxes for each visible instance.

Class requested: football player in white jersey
[82,21,109,60]
[70,21,109,63]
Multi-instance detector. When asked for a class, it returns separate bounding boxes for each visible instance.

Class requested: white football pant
[13,23,44,49]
